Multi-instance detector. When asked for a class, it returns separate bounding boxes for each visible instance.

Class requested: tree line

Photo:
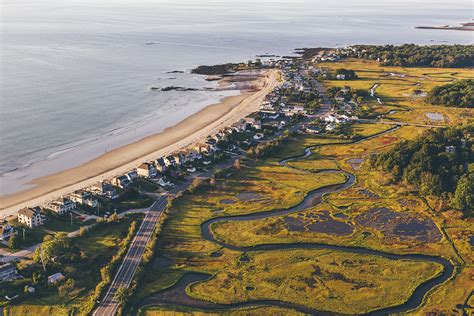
[426,79,473,108]
[369,126,473,216]
[348,44,474,68]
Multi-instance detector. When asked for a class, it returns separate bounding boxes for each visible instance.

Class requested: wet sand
[0,69,280,217]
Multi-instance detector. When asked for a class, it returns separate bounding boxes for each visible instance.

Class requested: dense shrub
[371,125,473,215]
[351,44,474,68]
[426,79,473,108]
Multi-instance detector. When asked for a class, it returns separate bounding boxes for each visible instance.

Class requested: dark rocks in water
[192,63,239,75]
[256,54,279,58]
[205,77,221,81]
[151,86,198,92]
[166,70,185,73]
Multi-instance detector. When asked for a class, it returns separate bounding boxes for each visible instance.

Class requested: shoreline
[0,69,280,217]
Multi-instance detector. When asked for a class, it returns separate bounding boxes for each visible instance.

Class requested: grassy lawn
[42,212,82,233]
[99,188,155,213]
[137,178,161,193]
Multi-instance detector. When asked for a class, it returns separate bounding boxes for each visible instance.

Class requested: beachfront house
[172,154,183,166]
[187,150,202,162]
[163,156,176,167]
[47,272,65,285]
[154,158,167,172]
[48,197,76,215]
[193,143,213,155]
[0,221,13,240]
[0,263,16,282]
[244,117,262,130]
[112,175,132,189]
[90,182,118,199]
[102,183,119,199]
[18,207,44,228]
[70,190,98,208]
[127,170,138,181]
[137,163,157,178]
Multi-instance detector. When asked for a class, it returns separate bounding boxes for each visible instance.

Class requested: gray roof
[18,207,39,218]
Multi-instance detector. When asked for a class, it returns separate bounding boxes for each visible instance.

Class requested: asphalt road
[92,194,168,316]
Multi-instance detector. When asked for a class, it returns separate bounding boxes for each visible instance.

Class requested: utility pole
[70,212,73,226]
[22,228,25,241]
[39,248,46,271]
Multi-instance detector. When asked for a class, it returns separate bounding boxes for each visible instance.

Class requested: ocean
[0,0,472,195]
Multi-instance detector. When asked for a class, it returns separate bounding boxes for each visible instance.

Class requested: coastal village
[0,49,357,292]
[1,43,472,315]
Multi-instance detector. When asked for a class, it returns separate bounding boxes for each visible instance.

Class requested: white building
[137,163,157,178]
[0,221,13,240]
[70,190,98,208]
[47,272,65,285]
[49,197,76,215]
[0,263,16,281]
[18,207,44,228]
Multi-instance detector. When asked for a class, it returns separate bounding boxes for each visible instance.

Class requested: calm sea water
[0,0,472,194]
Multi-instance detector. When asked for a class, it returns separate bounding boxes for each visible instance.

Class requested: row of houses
[12,59,306,232]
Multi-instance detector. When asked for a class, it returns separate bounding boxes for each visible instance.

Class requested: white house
[137,163,157,178]
[0,221,13,240]
[0,263,16,281]
[47,272,65,285]
[154,158,168,172]
[157,176,173,187]
[18,207,44,228]
[112,175,132,189]
[163,156,176,167]
[90,182,118,200]
[445,145,456,153]
[49,197,76,215]
[70,190,98,208]
[127,170,138,181]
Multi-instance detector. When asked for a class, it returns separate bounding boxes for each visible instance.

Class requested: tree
[8,233,20,249]
[79,226,87,237]
[34,233,70,268]
[109,212,119,222]
[114,286,129,306]
[452,174,474,214]
[233,159,241,170]
[58,278,76,297]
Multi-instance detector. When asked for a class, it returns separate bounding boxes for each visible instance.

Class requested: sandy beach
[0,69,280,217]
